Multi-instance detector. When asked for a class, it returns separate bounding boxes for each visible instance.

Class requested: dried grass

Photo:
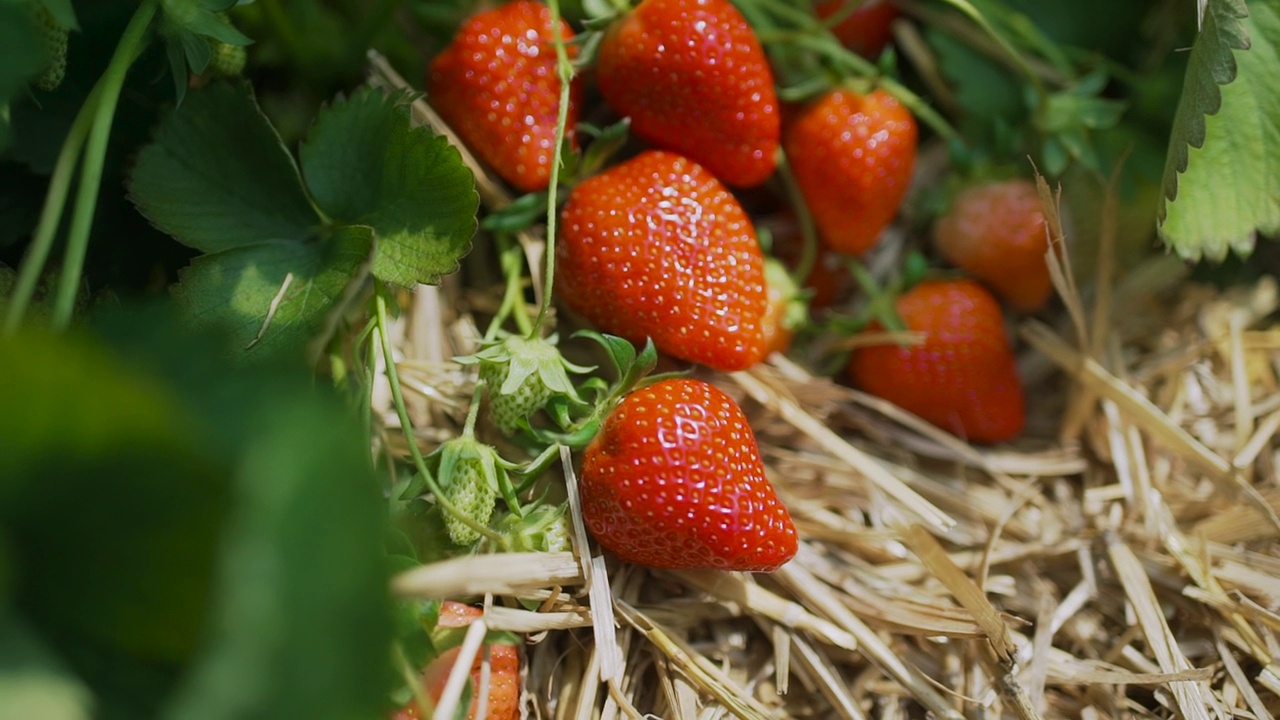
[368,54,1280,719]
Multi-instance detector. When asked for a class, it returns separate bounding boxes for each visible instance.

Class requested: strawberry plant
[2,0,1279,718]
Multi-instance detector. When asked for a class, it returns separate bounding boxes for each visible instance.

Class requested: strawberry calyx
[487,501,573,554]
[462,333,593,436]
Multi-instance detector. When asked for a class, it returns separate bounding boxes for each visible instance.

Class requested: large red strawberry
[932,178,1053,312]
[783,87,917,256]
[393,602,521,720]
[580,378,798,571]
[556,150,768,371]
[846,279,1025,443]
[814,0,900,58]
[428,0,580,193]
[595,0,780,187]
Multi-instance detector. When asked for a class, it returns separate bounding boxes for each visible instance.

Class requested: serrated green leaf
[171,226,374,359]
[1159,0,1280,260]
[130,82,320,252]
[299,88,478,286]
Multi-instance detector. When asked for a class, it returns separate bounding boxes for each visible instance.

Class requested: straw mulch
[371,57,1280,720]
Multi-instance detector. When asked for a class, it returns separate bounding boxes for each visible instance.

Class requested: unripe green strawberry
[470,334,588,436]
[207,39,247,76]
[28,2,68,92]
[432,438,511,546]
[492,502,572,553]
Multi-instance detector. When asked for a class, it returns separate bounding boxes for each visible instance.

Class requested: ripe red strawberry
[783,88,917,256]
[428,0,580,193]
[595,0,780,187]
[846,279,1025,443]
[394,602,521,720]
[579,378,798,571]
[814,0,900,58]
[933,178,1053,312]
[556,150,769,371]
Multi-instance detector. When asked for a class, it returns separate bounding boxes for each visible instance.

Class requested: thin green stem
[461,381,484,437]
[929,0,1046,99]
[485,236,533,342]
[531,0,576,337]
[375,292,499,543]
[774,150,819,286]
[2,82,101,336]
[52,0,159,330]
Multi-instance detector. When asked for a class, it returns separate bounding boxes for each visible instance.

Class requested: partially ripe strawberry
[784,88,917,256]
[846,279,1025,443]
[428,0,580,192]
[596,0,780,186]
[556,150,769,371]
[814,0,900,58]
[933,178,1053,312]
[580,378,798,571]
[395,602,521,720]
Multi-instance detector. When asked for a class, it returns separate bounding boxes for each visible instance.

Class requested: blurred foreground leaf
[0,306,392,719]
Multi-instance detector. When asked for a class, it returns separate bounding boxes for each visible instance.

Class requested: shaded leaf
[300,88,478,286]
[171,226,374,359]
[129,82,319,253]
[162,384,391,720]
[0,4,48,105]
[1159,0,1280,260]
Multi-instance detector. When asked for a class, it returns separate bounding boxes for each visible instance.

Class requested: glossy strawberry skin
[580,379,798,571]
[394,602,520,720]
[556,150,769,371]
[814,0,900,58]
[428,0,579,193]
[846,280,1025,443]
[933,179,1052,312]
[596,0,780,187]
[784,88,917,256]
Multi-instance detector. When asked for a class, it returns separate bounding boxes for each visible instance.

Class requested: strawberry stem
[774,150,820,288]
[5,0,157,335]
[53,0,158,330]
[532,0,578,339]
[487,236,534,341]
[375,291,501,543]
[847,259,907,333]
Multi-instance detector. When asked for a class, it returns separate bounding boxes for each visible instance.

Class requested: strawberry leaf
[171,226,374,360]
[299,88,479,287]
[1158,0,1280,260]
[129,82,320,253]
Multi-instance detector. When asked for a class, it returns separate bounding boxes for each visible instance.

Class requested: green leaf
[171,225,374,359]
[300,88,478,286]
[129,82,320,253]
[34,0,78,30]
[0,4,48,103]
[0,613,93,720]
[1158,0,1280,260]
[162,385,391,720]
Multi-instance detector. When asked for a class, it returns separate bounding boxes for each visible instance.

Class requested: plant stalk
[52,0,159,330]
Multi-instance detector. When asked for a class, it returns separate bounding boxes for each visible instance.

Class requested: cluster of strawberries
[400,0,1058,716]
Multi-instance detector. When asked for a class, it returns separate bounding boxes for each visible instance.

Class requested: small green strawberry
[468,334,591,435]
[28,1,68,92]
[207,39,247,76]
[491,502,572,553]
[431,437,513,545]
